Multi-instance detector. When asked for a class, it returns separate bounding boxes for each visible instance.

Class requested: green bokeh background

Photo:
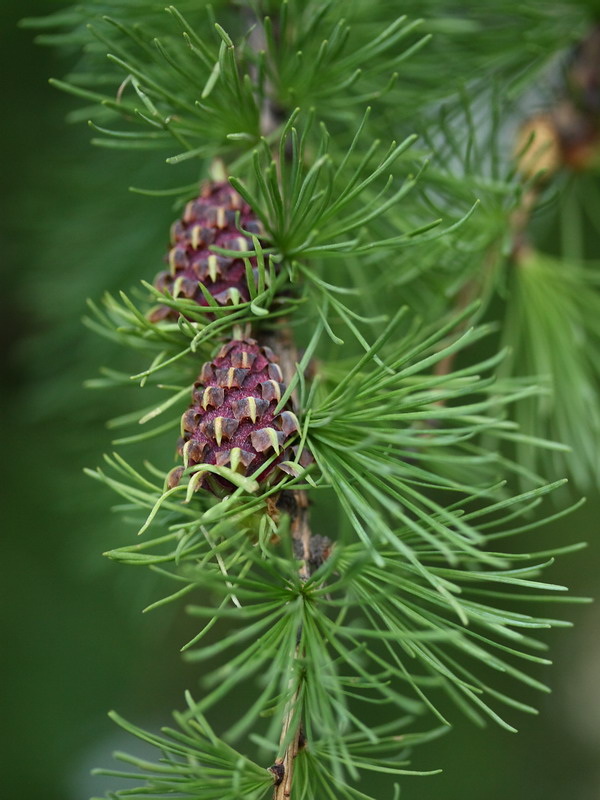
[3,2,600,798]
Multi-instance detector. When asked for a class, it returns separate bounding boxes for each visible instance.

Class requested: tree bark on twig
[245,12,317,795]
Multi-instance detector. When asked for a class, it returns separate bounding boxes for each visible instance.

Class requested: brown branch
[265,319,313,799]
[270,681,304,800]
[261,312,333,795]
[268,486,326,799]
[244,10,320,795]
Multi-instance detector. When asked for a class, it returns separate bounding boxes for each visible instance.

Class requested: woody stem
[246,10,312,795]
[265,320,312,799]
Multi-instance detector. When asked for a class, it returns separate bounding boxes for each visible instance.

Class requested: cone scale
[170,337,300,492]
[150,181,263,321]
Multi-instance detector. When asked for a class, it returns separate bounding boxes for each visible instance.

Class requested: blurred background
[2,1,600,798]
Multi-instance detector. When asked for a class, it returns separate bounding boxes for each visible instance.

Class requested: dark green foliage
[26,1,600,798]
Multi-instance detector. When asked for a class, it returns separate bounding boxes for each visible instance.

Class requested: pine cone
[150,182,263,321]
[169,338,301,492]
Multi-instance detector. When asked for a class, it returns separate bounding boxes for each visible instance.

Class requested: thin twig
[244,10,315,796]
[269,489,315,798]
[271,664,304,799]
[266,320,313,798]
[436,24,600,379]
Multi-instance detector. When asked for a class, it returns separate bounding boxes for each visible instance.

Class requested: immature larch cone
[150,182,263,321]
[169,337,301,492]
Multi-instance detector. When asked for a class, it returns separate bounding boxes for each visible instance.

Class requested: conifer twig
[270,661,305,799]
[247,11,316,794]
[33,5,590,797]
[265,322,313,798]
[433,24,600,381]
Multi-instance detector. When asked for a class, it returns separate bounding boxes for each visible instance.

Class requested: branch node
[268,762,285,786]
